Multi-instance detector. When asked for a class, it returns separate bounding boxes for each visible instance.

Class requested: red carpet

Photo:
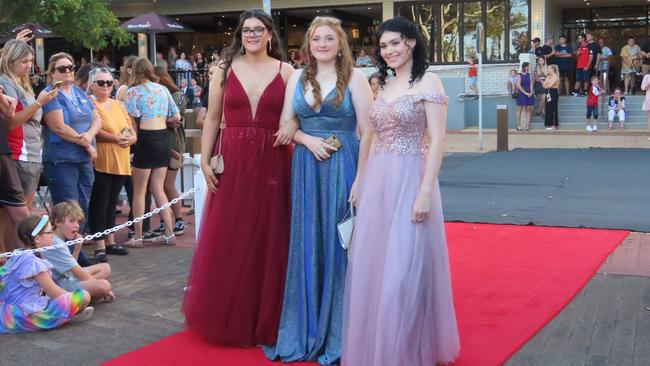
[104,223,628,366]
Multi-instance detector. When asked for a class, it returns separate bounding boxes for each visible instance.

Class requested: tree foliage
[0,0,132,49]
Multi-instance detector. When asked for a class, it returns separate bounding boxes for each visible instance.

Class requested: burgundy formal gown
[183,63,291,346]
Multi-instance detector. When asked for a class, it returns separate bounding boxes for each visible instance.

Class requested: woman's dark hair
[17,216,45,248]
[219,9,284,87]
[374,17,428,87]
[75,62,104,86]
[521,62,530,72]
[153,65,180,93]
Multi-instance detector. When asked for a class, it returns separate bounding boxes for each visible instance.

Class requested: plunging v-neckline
[230,69,281,121]
[301,83,337,114]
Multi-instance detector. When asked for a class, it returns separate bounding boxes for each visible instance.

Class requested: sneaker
[545,127,553,131]
[142,231,160,242]
[586,125,593,132]
[70,307,94,324]
[592,125,598,131]
[173,220,186,236]
[152,223,165,235]
[571,92,578,96]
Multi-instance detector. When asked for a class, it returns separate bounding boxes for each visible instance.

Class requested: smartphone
[52,80,64,90]
[323,134,342,153]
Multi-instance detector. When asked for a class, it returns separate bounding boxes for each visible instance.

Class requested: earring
[240,46,245,54]
[338,51,341,57]
[268,41,272,52]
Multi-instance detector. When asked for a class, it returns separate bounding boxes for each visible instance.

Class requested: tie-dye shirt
[0,252,52,315]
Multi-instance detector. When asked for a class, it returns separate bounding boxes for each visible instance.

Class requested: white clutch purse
[337,203,356,250]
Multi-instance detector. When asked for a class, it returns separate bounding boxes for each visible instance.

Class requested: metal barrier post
[497,104,508,151]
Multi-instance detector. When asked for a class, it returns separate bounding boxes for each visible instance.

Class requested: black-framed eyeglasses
[242,27,266,37]
[95,80,114,87]
[55,65,75,73]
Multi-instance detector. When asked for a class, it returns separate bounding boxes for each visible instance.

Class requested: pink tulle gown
[342,92,460,366]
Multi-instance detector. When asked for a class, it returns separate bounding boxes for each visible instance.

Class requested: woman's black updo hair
[374,17,428,88]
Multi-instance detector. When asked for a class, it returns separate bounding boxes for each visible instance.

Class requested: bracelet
[35,100,42,107]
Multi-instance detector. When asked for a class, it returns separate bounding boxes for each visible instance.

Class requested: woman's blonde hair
[46,52,75,83]
[300,16,354,110]
[0,40,35,97]
[129,57,158,87]
[547,64,559,76]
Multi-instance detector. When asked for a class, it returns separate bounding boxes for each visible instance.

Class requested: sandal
[94,249,108,263]
[123,238,144,248]
[153,234,176,246]
[106,245,129,256]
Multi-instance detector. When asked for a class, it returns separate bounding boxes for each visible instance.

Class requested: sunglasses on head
[95,80,114,87]
[55,64,75,73]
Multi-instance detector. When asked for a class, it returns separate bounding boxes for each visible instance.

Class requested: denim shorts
[576,69,590,82]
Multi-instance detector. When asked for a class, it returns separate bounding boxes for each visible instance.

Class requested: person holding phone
[0,41,58,210]
[40,52,102,267]
[86,68,134,262]
[265,16,373,364]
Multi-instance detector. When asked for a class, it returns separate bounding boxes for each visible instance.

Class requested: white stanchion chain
[0,188,197,259]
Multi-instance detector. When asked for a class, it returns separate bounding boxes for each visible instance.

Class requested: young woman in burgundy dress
[183,9,294,346]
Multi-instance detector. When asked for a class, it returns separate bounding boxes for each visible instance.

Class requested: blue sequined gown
[264,82,358,365]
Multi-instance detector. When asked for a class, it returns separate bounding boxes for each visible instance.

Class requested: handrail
[457,93,510,102]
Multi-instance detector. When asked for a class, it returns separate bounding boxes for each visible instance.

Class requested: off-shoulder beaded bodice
[371,92,448,155]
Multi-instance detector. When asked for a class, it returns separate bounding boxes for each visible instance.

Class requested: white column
[35,38,45,75]
[138,33,148,59]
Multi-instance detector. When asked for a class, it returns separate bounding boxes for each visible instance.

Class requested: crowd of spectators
[508,32,648,131]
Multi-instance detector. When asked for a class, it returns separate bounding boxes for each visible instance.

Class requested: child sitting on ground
[585,76,602,132]
[40,201,115,302]
[0,215,93,333]
[607,87,626,130]
[507,69,518,96]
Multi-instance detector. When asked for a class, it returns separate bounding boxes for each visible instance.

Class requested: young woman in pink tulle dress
[342,17,460,366]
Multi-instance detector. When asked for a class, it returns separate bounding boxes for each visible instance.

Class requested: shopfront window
[463,1,482,60]
[509,0,530,60]
[396,0,529,64]
[486,0,506,60]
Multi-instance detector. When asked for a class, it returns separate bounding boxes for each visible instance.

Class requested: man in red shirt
[573,34,590,96]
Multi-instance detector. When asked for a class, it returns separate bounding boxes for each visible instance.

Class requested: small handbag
[337,202,356,250]
[209,123,225,175]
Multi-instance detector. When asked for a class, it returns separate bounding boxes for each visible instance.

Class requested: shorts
[586,106,599,119]
[55,275,83,292]
[132,129,171,169]
[576,69,590,82]
[0,154,26,207]
[16,160,43,197]
[621,67,637,75]
[559,68,570,78]
[469,76,477,86]
[588,68,597,78]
